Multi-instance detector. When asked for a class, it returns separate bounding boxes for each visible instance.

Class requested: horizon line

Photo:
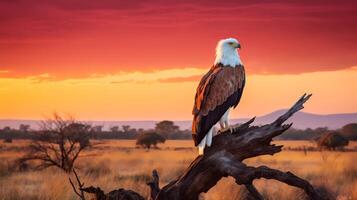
[1,110,357,122]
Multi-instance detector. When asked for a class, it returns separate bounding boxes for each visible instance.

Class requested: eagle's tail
[198,136,206,155]
[197,127,213,155]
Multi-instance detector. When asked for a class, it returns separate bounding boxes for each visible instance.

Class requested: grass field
[0,140,356,200]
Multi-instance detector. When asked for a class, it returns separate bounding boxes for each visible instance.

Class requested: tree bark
[80,94,327,200]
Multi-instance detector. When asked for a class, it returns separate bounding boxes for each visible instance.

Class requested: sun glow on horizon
[0,67,356,121]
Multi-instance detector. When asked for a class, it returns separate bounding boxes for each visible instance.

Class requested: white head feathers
[214,38,242,67]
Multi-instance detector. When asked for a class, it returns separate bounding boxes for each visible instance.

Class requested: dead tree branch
[147,170,160,200]
[69,169,86,200]
[79,94,327,200]
[69,169,145,200]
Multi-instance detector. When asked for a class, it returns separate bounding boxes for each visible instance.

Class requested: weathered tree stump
[75,94,327,200]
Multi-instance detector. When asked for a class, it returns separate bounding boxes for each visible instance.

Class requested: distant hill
[1,111,357,131]
[178,110,357,130]
[236,110,357,130]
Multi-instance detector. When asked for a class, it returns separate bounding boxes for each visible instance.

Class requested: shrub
[316,131,349,150]
[136,132,165,149]
[341,123,357,140]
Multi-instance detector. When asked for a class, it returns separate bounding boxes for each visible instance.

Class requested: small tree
[2,126,11,132]
[122,125,131,133]
[19,124,30,132]
[316,131,349,150]
[18,113,91,173]
[91,125,103,133]
[155,120,179,139]
[136,132,165,149]
[110,126,119,133]
[341,123,357,140]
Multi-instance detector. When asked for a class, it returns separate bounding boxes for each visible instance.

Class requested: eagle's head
[214,38,242,67]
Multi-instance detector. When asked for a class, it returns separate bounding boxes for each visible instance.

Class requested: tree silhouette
[316,131,349,150]
[19,124,30,132]
[122,125,131,133]
[341,123,357,140]
[18,113,91,173]
[136,132,166,149]
[110,126,119,133]
[91,125,103,133]
[155,120,179,139]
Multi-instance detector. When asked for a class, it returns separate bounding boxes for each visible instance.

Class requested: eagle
[192,38,245,155]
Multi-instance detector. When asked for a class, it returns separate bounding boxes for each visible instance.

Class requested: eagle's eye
[228,42,235,46]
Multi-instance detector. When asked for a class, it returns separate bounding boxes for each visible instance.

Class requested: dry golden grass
[0,140,356,200]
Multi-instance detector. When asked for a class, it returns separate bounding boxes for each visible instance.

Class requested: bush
[136,132,165,149]
[316,131,349,150]
[341,123,357,140]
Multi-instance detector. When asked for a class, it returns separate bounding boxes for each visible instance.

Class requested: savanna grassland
[0,140,356,200]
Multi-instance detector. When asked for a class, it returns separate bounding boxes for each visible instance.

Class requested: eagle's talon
[219,126,233,134]
[229,127,234,133]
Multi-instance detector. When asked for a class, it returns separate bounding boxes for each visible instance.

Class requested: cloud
[158,75,201,83]
[110,80,134,84]
[20,67,206,85]
[28,73,54,83]
[2,0,357,41]
[105,68,205,84]
[2,66,357,88]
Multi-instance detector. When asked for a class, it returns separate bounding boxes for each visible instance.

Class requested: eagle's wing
[192,64,220,115]
[192,64,245,146]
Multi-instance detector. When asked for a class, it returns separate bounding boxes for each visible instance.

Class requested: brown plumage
[192,63,245,146]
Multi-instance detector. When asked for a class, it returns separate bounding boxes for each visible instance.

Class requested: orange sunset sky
[0,0,357,120]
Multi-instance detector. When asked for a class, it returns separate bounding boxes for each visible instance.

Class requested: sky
[0,0,357,120]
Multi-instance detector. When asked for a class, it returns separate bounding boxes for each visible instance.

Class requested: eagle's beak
[236,43,241,49]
